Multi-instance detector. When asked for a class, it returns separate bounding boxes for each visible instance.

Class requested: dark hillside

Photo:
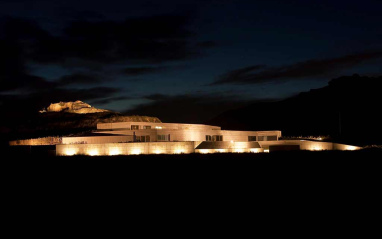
[207,75,381,146]
[1,110,161,144]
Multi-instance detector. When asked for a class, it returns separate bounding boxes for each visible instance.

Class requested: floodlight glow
[88,149,99,156]
[250,148,261,153]
[65,148,77,156]
[109,148,121,156]
[174,149,184,154]
[131,149,141,155]
[346,146,357,151]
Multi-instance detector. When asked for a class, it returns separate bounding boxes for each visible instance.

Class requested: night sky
[1,0,381,123]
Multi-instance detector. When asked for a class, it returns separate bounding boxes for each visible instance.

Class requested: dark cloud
[58,73,101,86]
[0,14,201,65]
[196,41,217,48]
[89,96,132,105]
[122,66,167,76]
[0,14,213,94]
[0,18,56,92]
[0,74,57,92]
[37,87,120,103]
[64,10,105,21]
[124,93,256,124]
[212,51,382,85]
[0,86,121,117]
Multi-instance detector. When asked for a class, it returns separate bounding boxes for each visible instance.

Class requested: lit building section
[64,148,78,156]
[87,148,99,156]
[54,121,361,156]
[131,149,142,155]
[108,148,122,156]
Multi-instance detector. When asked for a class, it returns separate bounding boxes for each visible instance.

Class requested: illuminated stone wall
[196,148,264,154]
[96,128,282,143]
[259,140,361,151]
[56,139,361,156]
[56,141,196,156]
[62,136,133,144]
[97,122,221,130]
[9,136,62,146]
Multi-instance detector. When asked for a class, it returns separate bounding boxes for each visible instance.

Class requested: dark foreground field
[3,147,381,216]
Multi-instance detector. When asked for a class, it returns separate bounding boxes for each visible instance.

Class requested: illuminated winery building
[54,121,360,156]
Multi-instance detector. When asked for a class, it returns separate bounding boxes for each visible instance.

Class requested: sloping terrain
[207,75,381,146]
[4,105,161,141]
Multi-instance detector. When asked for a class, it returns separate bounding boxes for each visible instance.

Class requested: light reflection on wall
[131,149,142,155]
[199,149,210,154]
[234,149,245,153]
[65,148,78,156]
[250,148,262,153]
[174,149,185,154]
[109,148,121,156]
[154,150,163,154]
[346,146,358,151]
[312,146,323,151]
[87,149,99,156]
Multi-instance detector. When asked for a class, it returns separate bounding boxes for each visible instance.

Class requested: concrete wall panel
[56,142,196,156]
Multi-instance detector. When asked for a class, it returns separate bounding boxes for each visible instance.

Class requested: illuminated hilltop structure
[39,100,110,114]
[55,121,360,156]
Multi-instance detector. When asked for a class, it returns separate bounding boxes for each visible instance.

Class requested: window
[267,135,277,141]
[248,136,257,141]
[146,135,150,142]
[143,125,151,129]
[131,125,139,130]
[157,135,169,141]
[206,135,212,141]
[258,136,265,141]
[212,135,223,141]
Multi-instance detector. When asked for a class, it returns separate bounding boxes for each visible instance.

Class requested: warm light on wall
[346,146,358,151]
[131,149,141,155]
[215,149,225,153]
[312,146,323,151]
[64,148,77,156]
[155,126,162,129]
[199,149,210,154]
[154,150,163,154]
[250,148,261,153]
[174,149,184,154]
[87,149,99,156]
[109,148,121,156]
[264,149,269,153]
[234,149,244,153]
